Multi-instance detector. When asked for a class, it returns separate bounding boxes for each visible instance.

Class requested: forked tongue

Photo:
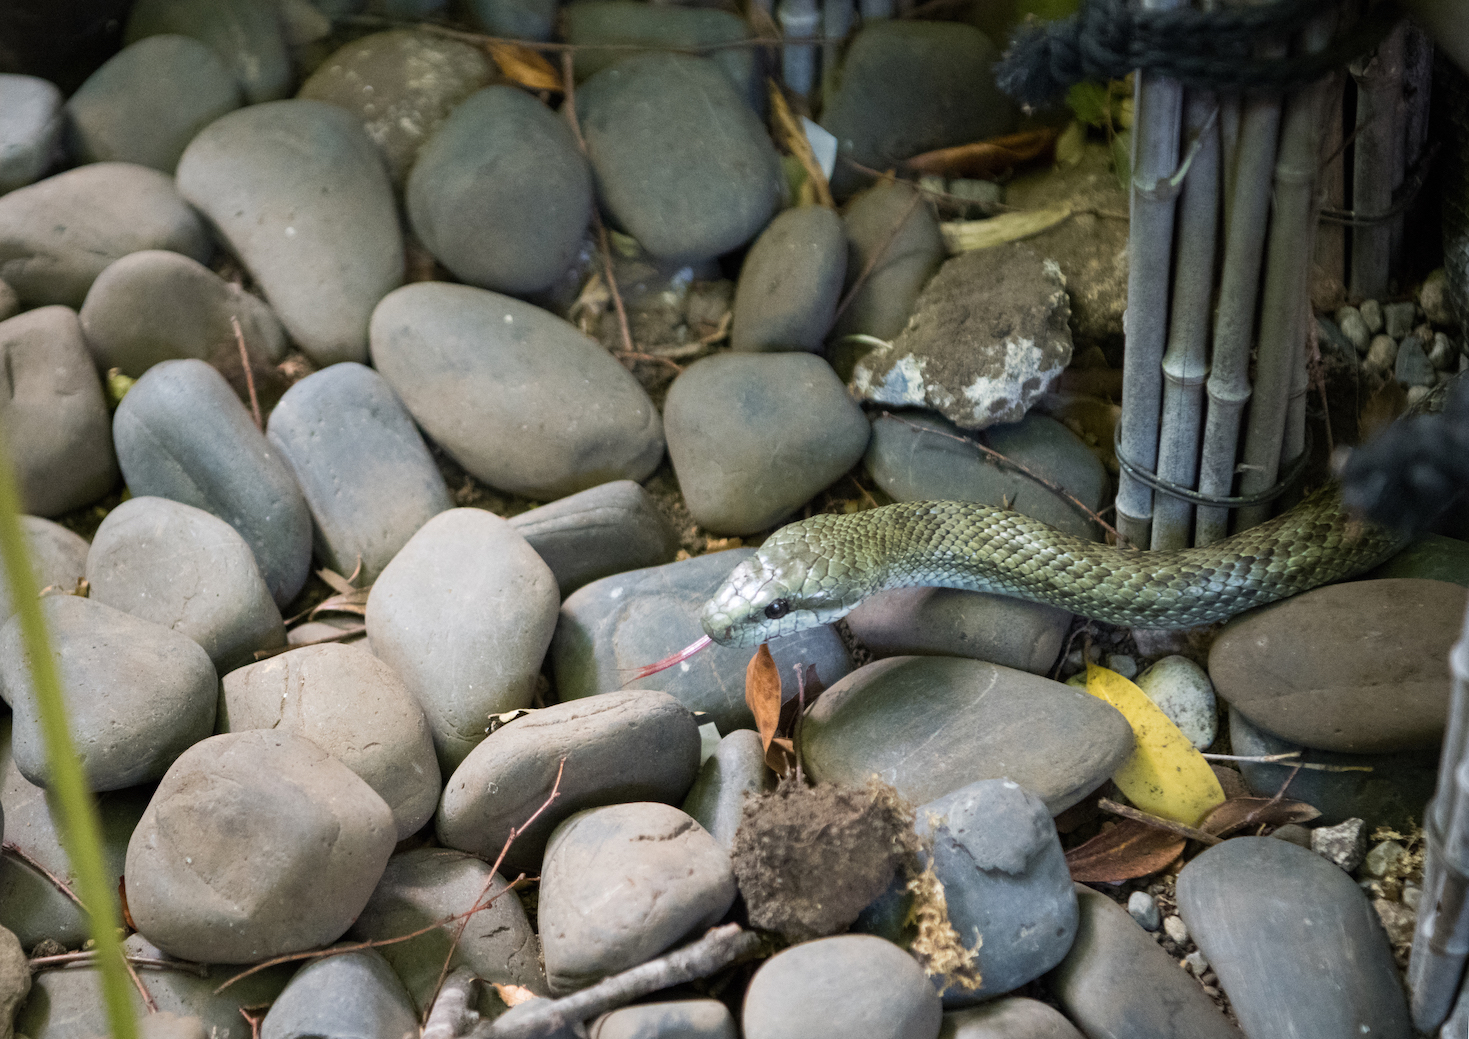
[623,634,713,682]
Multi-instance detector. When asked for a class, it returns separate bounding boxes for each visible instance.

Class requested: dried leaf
[768,79,833,208]
[1066,81,1111,127]
[315,566,356,595]
[491,982,538,1008]
[118,875,136,931]
[1054,119,1087,167]
[940,205,1072,253]
[309,586,371,619]
[1065,819,1185,883]
[485,41,561,92]
[746,644,783,753]
[906,128,1058,180]
[764,735,798,779]
[1199,796,1321,838]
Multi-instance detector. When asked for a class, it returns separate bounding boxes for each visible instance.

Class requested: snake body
[700,485,1408,648]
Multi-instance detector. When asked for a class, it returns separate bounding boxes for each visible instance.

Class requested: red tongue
[623,635,714,682]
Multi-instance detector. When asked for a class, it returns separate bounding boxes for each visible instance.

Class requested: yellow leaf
[939,205,1071,253]
[1083,664,1225,826]
[485,41,562,92]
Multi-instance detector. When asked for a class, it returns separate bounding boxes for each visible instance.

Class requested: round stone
[124,0,292,104]
[828,182,945,344]
[258,947,417,1039]
[0,516,89,625]
[681,728,774,850]
[731,205,847,353]
[1133,655,1217,749]
[0,74,63,194]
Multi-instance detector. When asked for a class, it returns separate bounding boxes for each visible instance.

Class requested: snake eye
[763,598,791,620]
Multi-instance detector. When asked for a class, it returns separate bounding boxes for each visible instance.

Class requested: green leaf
[1111,128,1133,194]
[1067,82,1110,128]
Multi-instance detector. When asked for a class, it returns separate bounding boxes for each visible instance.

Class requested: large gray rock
[0,517,88,625]
[260,946,417,1039]
[407,85,591,294]
[438,690,702,874]
[591,1000,737,1039]
[370,282,664,499]
[87,496,285,672]
[125,730,396,963]
[64,35,241,172]
[664,353,871,534]
[1177,837,1411,1039]
[0,306,117,517]
[267,361,451,583]
[540,803,737,993]
[845,587,1070,675]
[177,100,404,366]
[552,550,852,734]
[0,162,209,307]
[220,643,441,840]
[574,53,782,263]
[0,74,63,195]
[124,0,291,104]
[682,728,774,850]
[802,656,1133,814]
[365,507,559,771]
[742,934,943,1039]
[731,205,847,353]
[0,595,216,792]
[564,1,757,104]
[113,358,313,606]
[79,249,287,377]
[828,182,945,344]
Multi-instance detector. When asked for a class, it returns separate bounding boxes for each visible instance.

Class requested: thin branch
[1201,751,1371,772]
[231,316,263,431]
[3,842,86,910]
[30,951,210,977]
[1096,798,1222,846]
[424,967,480,1039]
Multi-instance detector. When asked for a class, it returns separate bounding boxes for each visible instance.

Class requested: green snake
[698,486,1407,649]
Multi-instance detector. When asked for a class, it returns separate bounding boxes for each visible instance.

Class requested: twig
[474,924,762,1039]
[877,411,1125,542]
[252,624,367,660]
[338,16,850,54]
[768,80,833,208]
[1096,798,1222,847]
[830,192,923,326]
[424,967,480,1039]
[231,316,263,431]
[1201,751,1371,772]
[30,952,210,977]
[3,842,86,910]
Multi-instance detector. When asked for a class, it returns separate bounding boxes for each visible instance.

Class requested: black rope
[996,0,1404,108]
[1112,424,1312,509]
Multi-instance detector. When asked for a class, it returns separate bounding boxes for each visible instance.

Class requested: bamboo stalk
[778,0,819,97]
[1394,21,1434,269]
[1314,78,1347,293]
[821,0,853,105]
[1217,93,1242,237]
[1349,19,1405,301]
[1115,0,1185,548]
[1152,90,1221,550]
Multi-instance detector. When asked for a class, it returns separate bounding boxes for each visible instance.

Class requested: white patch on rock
[853,352,929,407]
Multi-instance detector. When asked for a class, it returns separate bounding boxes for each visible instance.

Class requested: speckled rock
[0,162,209,307]
[437,690,702,874]
[349,848,545,1014]
[371,282,664,499]
[551,550,852,734]
[850,245,1071,429]
[260,946,416,1039]
[1177,837,1411,1039]
[803,657,1133,814]
[177,100,403,366]
[407,85,592,294]
[1133,655,1217,749]
[365,507,559,771]
[682,728,774,850]
[574,53,781,263]
[731,205,847,353]
[828,182,945,345]
[565,1,758,104]
[664,352,870,533]
[0,306,117,517]
[65,35,241,171]
[938,999,1084,1039]
[845,587,1069,674]
[0,74,63,194]
[299,29,494,185]
[79,250,287,377]
[267,361,451,583]
[591,1000,738,1039]
[0,517,88,624]
[86,496,286,672]
[743,934,943,1039]
[125,730,396,963]
[113,358,313,606]
[125,0,291,104]
[821,21,1014,197]
[0,595,216,791]
[220,643,441,840]
[509,480,679,597]
[1208,578,1461,752]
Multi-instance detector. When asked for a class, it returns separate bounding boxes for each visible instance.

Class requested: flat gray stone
[260,946,416,1039]
[65,35,241,172]
[438,689,701,874]
[802,656,1133,814]
[267,361,451,583]
[87,496,285,672]
[731,205,847,353]
[591,1000,738,1039]
[1047,885,1243,1039]
[863,411,1108,542]
[682,728,774,850]
[1176,837,1411,1039]
[0,306,116,517]
[220,643,441,840]
[0,516,88,625]
[365,507,559,771]
[0,74,62,195]
[828,182,945,344]
[0,162,209,307]
[0,595,216,792]
[349,848,545,1015]
[510,480,679,597]
[125,730,396,963]
[551,550,852,734]
[371,282,663,500]
[939,999,1084,1039]
[177,99,403,366]
[540,802,736,993]
[79,249,287,377]
[574,53,781,263]
[113,358,313,606]
[845,587,1069,675]
[125,0,291,104]
[664,353,871,534]
[407,84,591,294]
[1396,333,1435,386]
[465,0,558,40]
[742,934,943,1039]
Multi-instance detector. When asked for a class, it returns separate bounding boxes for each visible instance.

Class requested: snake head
[700,529,862,647]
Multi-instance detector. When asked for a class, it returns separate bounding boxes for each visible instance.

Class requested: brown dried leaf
[1065,819,1185,883]
[315,566,356,594]
[764,735,798,779]
[767,79,833,208]
[491,982,538,1008]
[1199,796,1321,838]
[309,586,371,619]
[746,643,782,753]
[905,128,1059,180]
[485,41,561,92]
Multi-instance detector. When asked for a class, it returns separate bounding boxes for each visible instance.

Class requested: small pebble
[1360,298,1384,333]
[1419,267,1456,327]
[1364,333,1397,372]
[1407,385,1433,407]
[1362,839,1406,879]
[1105,653,1137,679]
[1163,915,1189,944]
[1393,334,1434,387]
[1311,817,1367,872]
[1335,305,1370,352]
[1383,300,1417,339]
[1431,331,1459,370]
[1127,890,1160,931]
[1184,950,1209,975]
[1403,882,1422,910]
